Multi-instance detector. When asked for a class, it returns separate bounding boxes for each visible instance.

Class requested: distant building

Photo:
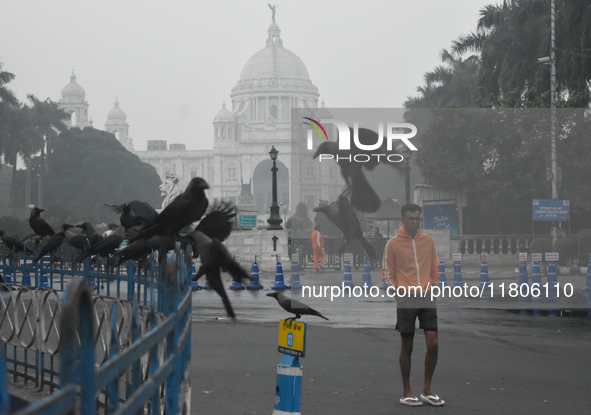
[58,15,344,219]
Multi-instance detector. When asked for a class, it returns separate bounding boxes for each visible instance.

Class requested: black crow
[105,200,158,230]
[31,224,73,265]
[112,235,174,267]
[188,230,250,319]
[313,196,376,259]
[266,292,329,320]
[29,207,55,237]
[77,222,103,247]
[130,177,209,242]
[313,140,381,213]
[64,225,88,251]
[0,230,34,256]
[76,226,125,262]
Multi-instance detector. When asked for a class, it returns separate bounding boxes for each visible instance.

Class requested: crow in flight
[29,207,55,237]
[312,127,407,213]
[266,292,329,320]
[313,196,376,259]
[131,177,209,242]
[189,230,251,319]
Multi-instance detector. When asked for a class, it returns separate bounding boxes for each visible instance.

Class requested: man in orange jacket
[310,224,326,272]
[382,203,444,407]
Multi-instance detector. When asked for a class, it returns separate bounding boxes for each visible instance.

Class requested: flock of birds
[0,128,392,322]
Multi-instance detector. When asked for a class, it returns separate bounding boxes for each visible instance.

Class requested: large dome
[240,43,310,81]
[231,22,318,97]
[61,70,86,101]
[106,98,127,123]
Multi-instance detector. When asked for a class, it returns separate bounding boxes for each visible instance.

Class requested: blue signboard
[423,200,457,235]
[532,199,569,221]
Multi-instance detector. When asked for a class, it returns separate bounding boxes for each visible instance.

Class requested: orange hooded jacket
[382,225,439,293]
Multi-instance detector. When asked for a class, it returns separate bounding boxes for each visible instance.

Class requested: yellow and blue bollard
[452,261,463,288]
[478,253,490,290]
[437,255,447,288]
[273,354,303,415]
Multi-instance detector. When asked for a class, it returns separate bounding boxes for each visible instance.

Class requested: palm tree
[0,62,19,167]
[25,95,69,207]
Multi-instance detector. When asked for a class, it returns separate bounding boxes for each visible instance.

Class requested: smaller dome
[214,102,234,122]
[107,98,127,122]
[61,70,86,100]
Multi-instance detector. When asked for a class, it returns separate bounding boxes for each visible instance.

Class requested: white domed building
[104,98,133,152]
[133,17,343,219]
[59,70,90,128]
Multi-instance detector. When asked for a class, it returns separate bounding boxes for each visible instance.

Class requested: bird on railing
[31,224,73,265]
[77,222,104,247]
[130,177,209,242]
[266,292,329,320]
[28,207,55,247]
[313,196,376,259]
[105,200,158,230]
[0,230,35,256]
[75,226,125,263]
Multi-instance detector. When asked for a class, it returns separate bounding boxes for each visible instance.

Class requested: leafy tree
[288,202,313,237]
[12,127,163,225]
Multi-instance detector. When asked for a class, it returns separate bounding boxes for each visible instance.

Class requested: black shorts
[395,297,437,335]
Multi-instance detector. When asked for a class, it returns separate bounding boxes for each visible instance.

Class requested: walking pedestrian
[311,224,326,272]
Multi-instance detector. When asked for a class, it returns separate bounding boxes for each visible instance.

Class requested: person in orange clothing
[310,224,326,272]
[382,204,443,407]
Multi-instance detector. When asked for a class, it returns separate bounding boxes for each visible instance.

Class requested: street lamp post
[267,146,283,230]
[403,149,413,204]
[549,0,559,245]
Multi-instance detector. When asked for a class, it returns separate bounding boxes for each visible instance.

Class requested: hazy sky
[1,0,496,151]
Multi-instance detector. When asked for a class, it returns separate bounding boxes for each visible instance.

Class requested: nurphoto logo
[303,117,418,163]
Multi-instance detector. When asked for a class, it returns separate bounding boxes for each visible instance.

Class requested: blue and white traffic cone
[452,261,463,288]
[583,256,591,292]
[547,261,558,316]
[290,254,302,290]
[273,354,302,415]
[247,256,263,290]
[342,255,354,288]
[272,255,290,290]
[518,260,529,311]
[478,259,490,290]
[361,256,373,288]
[191,260,202,290]
[229,255,246,290]
[531,261,542,316]
[438,259,447,288]
[547,261,558,289]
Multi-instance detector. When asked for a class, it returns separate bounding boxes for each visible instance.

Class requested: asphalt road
[190,266,591,414]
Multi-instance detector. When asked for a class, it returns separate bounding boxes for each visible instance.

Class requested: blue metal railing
[0,243,192,414]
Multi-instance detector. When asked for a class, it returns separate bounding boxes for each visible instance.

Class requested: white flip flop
[399,396,423,406]
[420,393,445,406]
